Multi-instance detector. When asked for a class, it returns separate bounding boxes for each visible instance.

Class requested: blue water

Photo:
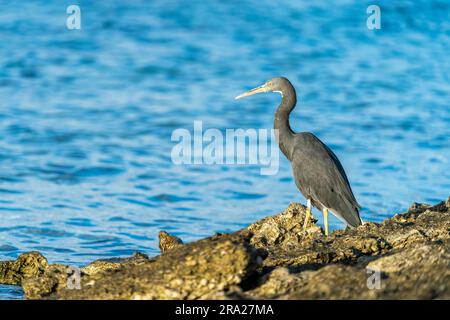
[0,1,449,299]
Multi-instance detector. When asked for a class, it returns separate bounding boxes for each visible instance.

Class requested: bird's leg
[323,208,329,236]
[302,199,312,231]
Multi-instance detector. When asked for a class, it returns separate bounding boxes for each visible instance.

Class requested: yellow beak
[235,84,268,100]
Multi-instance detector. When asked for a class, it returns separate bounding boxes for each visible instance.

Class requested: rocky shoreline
[1,197,449,299]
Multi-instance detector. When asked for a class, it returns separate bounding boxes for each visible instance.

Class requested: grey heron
[235,77,362,236]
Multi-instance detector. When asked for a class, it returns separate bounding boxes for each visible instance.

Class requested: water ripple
[0,0,449,300]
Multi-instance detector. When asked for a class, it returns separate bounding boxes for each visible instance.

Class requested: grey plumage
[290,133,362,227]
[236,77,362,229]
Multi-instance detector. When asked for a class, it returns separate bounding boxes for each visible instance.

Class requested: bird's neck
[274,89,297,161]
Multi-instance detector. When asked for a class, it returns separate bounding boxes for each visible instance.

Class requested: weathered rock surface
[0,251,48,286]
[53,233,262,300]
[1,197,449,299]
[159,231,183,253]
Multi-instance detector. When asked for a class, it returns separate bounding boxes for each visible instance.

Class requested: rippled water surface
[0,1,449,299]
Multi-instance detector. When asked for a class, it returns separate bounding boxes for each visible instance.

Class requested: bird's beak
[235,84,268,100]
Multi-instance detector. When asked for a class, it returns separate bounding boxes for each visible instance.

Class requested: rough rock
[50,233,263,299]
[81,252,149,275]
[0,252,48,286]
[159,231,183,253]
[18,252,150,299]
[0,197,449,300]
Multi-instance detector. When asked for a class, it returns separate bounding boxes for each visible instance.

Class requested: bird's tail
[336,198,362,228]
[348,208,363,228]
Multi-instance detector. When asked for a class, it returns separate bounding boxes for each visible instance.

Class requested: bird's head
[235,77,292,100]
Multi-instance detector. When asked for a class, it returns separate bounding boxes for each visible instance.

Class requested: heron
[235,77,362,236]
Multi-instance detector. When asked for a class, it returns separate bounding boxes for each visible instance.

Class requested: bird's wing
[320,138,361,208]
[291,133,361,225]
